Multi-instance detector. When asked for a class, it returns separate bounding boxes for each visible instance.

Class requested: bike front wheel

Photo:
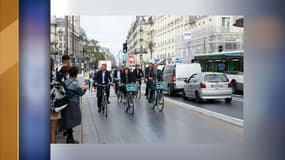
[128,95,134,115]
[102,96,108,117]
[157,92,164,112]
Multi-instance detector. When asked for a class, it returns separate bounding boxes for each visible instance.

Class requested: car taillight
[200,82,206,88]
[172,74,176,82]
[228,82,232,88]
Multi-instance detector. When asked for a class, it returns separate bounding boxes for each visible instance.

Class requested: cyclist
[145,62,154,98]
[133,64,144,96]
[94,64,112,113]
[148,63,163,103]
[120,67,136,103]
[112,65,123,95]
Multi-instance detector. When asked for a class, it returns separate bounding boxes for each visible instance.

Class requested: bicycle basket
[126,84,137,92]
[154,82,166,90]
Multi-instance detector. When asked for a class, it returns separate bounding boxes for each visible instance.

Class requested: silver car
[183,72,232,103]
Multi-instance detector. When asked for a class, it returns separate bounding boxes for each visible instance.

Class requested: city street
[52,16,244,144]
[55,76,244,144]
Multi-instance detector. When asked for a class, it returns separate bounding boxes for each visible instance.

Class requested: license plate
[211,84,224,88]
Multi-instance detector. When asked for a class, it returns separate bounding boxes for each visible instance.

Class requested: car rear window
[204,74,229,82]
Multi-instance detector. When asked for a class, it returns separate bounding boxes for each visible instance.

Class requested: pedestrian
[56,54,71,81]
[50,56,61,144]
[59,66,88,144]
[94,64,112,113]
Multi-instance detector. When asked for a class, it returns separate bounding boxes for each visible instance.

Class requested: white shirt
[117,71,121,80]
[102,71,106,84]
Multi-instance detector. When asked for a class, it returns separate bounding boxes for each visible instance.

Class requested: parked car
[183,72,232,103]
[163,63,202,96]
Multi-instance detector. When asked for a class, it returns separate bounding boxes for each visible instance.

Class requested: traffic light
[218,45,223,52]
[123,42,128,53]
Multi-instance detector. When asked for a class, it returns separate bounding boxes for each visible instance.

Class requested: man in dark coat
[145,63,153,97]
[148,63,163,103]
[112,65,123,94]
[94,64,112,113]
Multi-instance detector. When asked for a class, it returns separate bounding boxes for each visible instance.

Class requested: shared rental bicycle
[124,83,137,115]
[150,82,166,112]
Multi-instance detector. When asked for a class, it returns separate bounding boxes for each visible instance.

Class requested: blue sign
[123,55,128,61]
[175,57,181,63]
[218,63,225,71]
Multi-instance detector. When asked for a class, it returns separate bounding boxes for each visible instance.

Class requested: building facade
[126,16,151,65]
[151,16,244,63]
[52,16,82,64]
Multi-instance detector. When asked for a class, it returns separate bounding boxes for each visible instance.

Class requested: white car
[163,63,202,96]
[183,72,233,103]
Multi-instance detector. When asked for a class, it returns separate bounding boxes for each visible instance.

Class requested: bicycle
[124,83,137,115]
[97,83,111,118]
[113,79,121,100]
[150,82,166,112]
[135,79,143,99]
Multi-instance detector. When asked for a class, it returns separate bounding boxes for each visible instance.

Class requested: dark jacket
[133,68,144,79]
[59,78,86,130]
[149,69,163,82]
[112,70,123,81]
[121,72,136,84]
[145,67,153,79]
[94,70,112,85]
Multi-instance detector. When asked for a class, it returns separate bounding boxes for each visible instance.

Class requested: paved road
[164,94,243,119]
[140,84,243,119]
[79,89,243,144]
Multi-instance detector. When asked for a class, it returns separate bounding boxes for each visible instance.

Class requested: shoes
[66,130,79,144]
[107,100,110,104]
[98,108,101,113]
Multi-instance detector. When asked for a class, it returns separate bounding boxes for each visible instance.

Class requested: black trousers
[97,85,110,109]
[145,80,151,96]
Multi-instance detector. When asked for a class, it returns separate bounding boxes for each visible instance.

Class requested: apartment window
[222,17,230,27]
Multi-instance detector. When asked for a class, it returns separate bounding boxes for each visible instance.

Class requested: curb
[165,97,244,127]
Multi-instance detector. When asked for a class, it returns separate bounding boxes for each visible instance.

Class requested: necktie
[102,72,105,84]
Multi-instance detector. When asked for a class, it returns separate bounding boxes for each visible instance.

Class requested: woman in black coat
[120,67,136,102]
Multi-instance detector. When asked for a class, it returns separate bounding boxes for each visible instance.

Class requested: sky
[80,16,136,57]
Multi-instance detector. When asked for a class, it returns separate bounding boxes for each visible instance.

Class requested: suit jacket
[112,70,123,81]
[133,69,144,79]
[94,70,112,84]
[145,67,153,79]
[121,72,136,84]
[149,69,163,82]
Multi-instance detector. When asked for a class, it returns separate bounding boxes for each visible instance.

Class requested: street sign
[183,32,192,40]
[123,55,128,61]
[175,57,181,63]
[128,55,135,65]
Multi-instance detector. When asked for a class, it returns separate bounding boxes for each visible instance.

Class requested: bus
[193,50,244,94]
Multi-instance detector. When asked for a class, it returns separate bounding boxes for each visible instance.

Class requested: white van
[163,63,202,96]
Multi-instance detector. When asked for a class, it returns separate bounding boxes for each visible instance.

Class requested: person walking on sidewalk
[59,66,88,144]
